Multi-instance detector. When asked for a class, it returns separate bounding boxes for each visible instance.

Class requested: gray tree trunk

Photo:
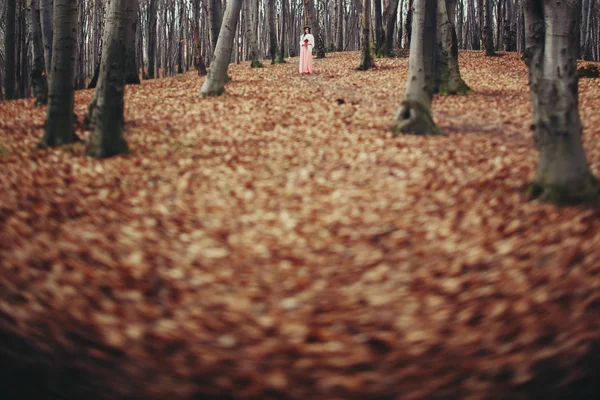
[524,0,600,204]
[200,0,242,96]
[147,0,158,79]
[4,0,16,100]
[381,0,401,56]
[89,0,136,158]
[30,0,49,105]
[358,0,375,69]
[303,0,326,58]
[392,0,439,134]
[277,0,288,62]
[40,0,54,78]
[243,0,261,67]
[208,0,224,55]
[126,0,141,84]
[40,0,79,147]
[267,0,277,62]
[483,0,496,55]
[336,0,344,51]
[435,0,470,94]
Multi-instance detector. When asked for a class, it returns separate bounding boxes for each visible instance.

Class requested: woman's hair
[304,26,311,34]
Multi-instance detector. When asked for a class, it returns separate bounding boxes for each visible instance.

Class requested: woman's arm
[308,34,315,48]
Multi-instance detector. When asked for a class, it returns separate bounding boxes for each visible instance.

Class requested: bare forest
[2,0,600,399]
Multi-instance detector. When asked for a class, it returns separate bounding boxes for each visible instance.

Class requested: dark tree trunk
[30,0,49,105]
[4,0,16,100]
[147,0,158,79]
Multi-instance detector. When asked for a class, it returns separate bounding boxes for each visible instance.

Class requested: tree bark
[40,0,54,78]
[336,0,344,51]
[374,0,384,53]
[89,0,135,158]
[435,0,469,93]
[208,0,224,55]
[405,0,413,48]
[126,0,141,84]
[30,0,49,105]
[267,0,278,62]
[200,0,242,96]
[147,0,158,79]
[194,0,208,74]
[392,0,439,134]
[303,0,326,58]
[40,0,79,147]
[4,0,16,100]
[358,0,375,69]
[524,0,600,204]
[243,0,262,67]
[277,0,288,63]
[381,0,401,56]
[483,0,496,55]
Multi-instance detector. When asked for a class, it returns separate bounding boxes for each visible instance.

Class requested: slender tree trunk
[374,0,384,53]
[40,0,54,78]
[147,0,158,79]
[524,0,600,204]
[193,0,208,74]
[483,0,495,55]
[242,0,262,67]
[392,0,439,134]
[40,0,79,147]
[336,0,344,51]
[208,0,224,55]
[382,0,401,56]
[358,0,375,69]
[200,0,242,96]
[89,0,135,158]
[267,0,278,62]
[436,0,469,93]
[4,0,16,100]
[30,0,49,105]
[277,0,288,62]
[126,0,141,83]
[405,0,413,48]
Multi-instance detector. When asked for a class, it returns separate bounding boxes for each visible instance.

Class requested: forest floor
[2,51,600,400]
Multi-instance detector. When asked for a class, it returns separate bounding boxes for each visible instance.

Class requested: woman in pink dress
[299,27,314,74]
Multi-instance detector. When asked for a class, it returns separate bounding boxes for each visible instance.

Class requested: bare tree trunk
[126,0,140,83]
[243,0,261,66]
[358,0,375,69]
[200,0,242,96]
[374,0,384,53]
[405,0,413,48]
[277,0,288,62]
[267,0,277,62]
[392,0,439,134]
[483,0,495,55]
[336,0,344,51]
[4,0,16,100]
[303,0,326,57]
[147,0,158,79]
[436,0,469,93]
[30,0,49,105]
[40,0,54,77]
[381,0,401,56]
[524,0,599,204]
[40,0,79,147]
[208,0,224,55]
[89,0,135,158]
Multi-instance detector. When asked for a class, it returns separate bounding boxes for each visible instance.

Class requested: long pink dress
[299,33,314,74]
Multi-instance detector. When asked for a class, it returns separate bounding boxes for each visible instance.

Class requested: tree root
[392,100,440,135]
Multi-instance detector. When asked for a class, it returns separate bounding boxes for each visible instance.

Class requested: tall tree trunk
[147,0,158,79]
[40,0,79,147]
[405,0,413,48]
[524,0,600,204]
[243,0,262,67]
[200,0,242,96]
[76,0,86,89]
[126,0,141,84]
[40,0,54,78]
[30,0,49,105]
[193,0,208,74]
[336,0,344,51]
[4,0,16,100]
[381,0,401,56]
[277,0,288,62]
[483,0,495,55]
[436,0,469,93]
[358,0,375,69]
[89,0,135,158]
[374,0,384,53]
[267,0,278,62]
[208,0,224,55]
[178,1,184,74]
[392,0,439,134]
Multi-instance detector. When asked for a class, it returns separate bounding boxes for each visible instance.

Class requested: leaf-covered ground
[2,51,600,399]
